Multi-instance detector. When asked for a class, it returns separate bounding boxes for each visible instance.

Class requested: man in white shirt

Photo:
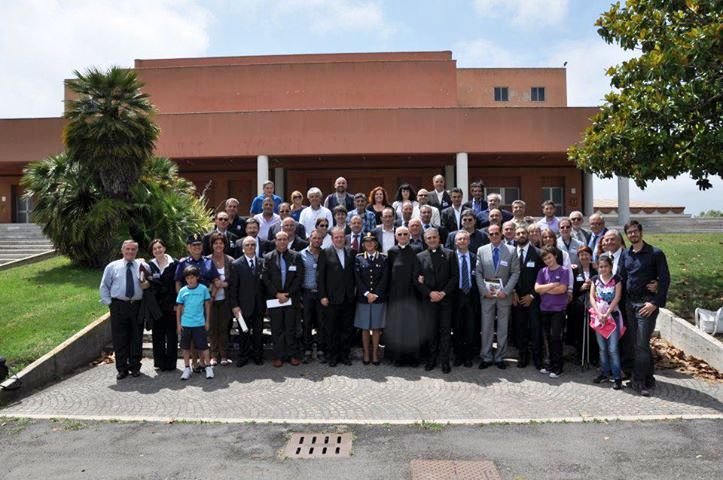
[427,174,451,210]
[299,187,333,235]
[536,200,560,234]
[253,197,281,240]
[416,189,441,227]
[372,207,397,253]
[441,187,465,233]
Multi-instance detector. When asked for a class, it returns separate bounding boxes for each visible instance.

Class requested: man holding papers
[229,236,266,367]
[262,231,304,367]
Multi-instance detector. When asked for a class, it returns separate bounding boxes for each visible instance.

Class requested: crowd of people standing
[100,175,670,397]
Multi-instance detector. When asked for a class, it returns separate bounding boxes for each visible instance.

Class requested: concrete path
[1,360,721,424]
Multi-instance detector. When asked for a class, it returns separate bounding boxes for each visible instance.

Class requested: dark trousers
[452,291,476,362]
[541,310,565,373]
[627,302,658,387]
[152,309,178,370]
[425,301,452,366]
[324,301,355,362]
[302,289,325,353]
[512,300,541,365]
[620,306,636,373]
[209,300,231,360]
[110,299,143,374]
[238,309,263,363]
[270,305,299,360]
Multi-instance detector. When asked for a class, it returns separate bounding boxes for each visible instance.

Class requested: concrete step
[0,251,53,260]
[0,244,54,250]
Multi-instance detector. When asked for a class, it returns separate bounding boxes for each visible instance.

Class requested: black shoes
[424,363,435,371]
[478,361,490,370]
[453,359,464,367]
[130,370,141,377]
[495,361,506,370]
[236,359,248,368]
[329,360,337,367]
[517,356,528,368]
[593,374,608,384]
[441,364,451,374]
[116,371,129,380]
[463,360,473,368]
[613,379,623,390]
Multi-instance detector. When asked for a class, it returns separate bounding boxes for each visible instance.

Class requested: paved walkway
[1,359,721,424]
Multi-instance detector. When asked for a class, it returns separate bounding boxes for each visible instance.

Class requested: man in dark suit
[511,226,544,369]
[346,215,364,255]
[225,197,247,239]
[262,231,304,367]
[318,227,357,366]
[462,181,488,216]
[323,176,355,211]
[414,228,458,373]
[408,218,426,250]
[419,205,448,244]
[372,206,397,253]
[445,210,489,253]
[203,211,239,257]
[427,174,451,211]
[229,236,265,366]
[478,193,513,227]
[441,187,465,233]
[450,230,479,367]
[238,218,273,258]
[271,217,308,252]
[267,203,307,241]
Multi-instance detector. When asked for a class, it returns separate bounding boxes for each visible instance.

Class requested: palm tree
[64,67,159,200]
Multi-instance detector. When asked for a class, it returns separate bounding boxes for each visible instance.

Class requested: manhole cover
[284,432,352,458]
[410,460,501,480]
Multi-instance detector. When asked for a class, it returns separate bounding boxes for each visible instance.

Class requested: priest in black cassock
[384,226,423,366]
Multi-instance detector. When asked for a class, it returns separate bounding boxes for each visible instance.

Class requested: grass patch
[416,421,445,431]
[646,234,723,320]
[0,256,104,371]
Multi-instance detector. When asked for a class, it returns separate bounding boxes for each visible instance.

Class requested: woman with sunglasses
[289,190,306,222]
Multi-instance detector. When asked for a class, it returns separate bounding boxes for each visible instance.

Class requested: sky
[1,0,720,214]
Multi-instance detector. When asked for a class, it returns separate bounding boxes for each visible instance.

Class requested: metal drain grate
[410,460,502,480]
[285,432,352,458]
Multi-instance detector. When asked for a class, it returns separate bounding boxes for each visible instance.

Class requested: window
[494,87,509,102]
[531,87,545,102]
[485,187,520,206]
[542,187,564,216]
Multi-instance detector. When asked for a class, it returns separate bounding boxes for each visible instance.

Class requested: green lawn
[0,256,105,371]
[0,234,721,372]
[646,233,723,320]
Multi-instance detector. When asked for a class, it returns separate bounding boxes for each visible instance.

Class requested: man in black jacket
[262,231,304,367]
[228,236,265,366]
[414,228,458,373]
[450,230,479,368]
[511,226,544,369]
[203,211,239,257]
[318,227,357,366]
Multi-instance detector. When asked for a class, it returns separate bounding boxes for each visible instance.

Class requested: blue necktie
[125,262,135,299]
[493,247,499,271]
[461,255,470,294]
[280,253,287,288]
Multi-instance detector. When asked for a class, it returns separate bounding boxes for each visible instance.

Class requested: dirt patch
[653,338,722,381]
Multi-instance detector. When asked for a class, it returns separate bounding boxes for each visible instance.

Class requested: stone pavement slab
[1,360,721,424]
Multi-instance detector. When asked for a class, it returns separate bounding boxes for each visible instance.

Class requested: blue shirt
[249,194,282,215]
[176,284,211,327]
[99,258,148,305]
[300,247,319,290]
[346,209,377,234]
[174,256,219,288]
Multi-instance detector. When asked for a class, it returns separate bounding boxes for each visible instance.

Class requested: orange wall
[457,68,567,107]
[135,60,458,113]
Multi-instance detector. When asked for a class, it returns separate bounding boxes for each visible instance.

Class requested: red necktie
[352,235,359,251]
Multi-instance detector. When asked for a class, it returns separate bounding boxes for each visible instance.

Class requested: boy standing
[176,265,213,380]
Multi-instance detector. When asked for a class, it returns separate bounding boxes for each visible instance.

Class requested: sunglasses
[318,224,329,228]
[559,225,571,229]
[488,232,501,236]
[218,218,229,222]
[396,233,409,236]
[571,217,583,222]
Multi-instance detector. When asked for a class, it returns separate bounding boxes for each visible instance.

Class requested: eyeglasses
[462,217,474,222]
[292,195,302,199]
[559,225,571,229]
[570,217,583,222]
[396,233,409,236]
[218,218,229,222]
[318,224,329,228]
[488,232,501,237]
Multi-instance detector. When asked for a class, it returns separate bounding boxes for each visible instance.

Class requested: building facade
[0,51,597,222]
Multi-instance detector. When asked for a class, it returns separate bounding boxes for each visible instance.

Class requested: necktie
[493,247,499,271]
[424,224,430,230]
[125,262,135,299]
[461,255,470,294]
[519,249,525,269]
[280,254,287,287]
[352,235,359,251]
[249,258,255,273]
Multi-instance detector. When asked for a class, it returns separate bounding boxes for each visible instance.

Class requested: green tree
[569,0,722,190]
[64,67,159,200]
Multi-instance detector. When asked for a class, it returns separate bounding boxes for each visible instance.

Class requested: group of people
[100,175,670,397]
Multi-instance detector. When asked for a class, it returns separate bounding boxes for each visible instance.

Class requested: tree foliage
[569,0,722,189]
[64,67,159,200]
[22,67,212,267]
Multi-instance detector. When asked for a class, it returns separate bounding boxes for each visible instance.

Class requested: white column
[583,172,594,216]
[456,152,469,203]
[256,155,269,194]
[444,164,456,189]
[617,176,630,226]
[274,167,285,200]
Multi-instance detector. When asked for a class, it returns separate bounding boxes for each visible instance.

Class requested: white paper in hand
[235,312,249,333]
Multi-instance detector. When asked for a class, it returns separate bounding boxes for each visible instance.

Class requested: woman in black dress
[148,239,178,371]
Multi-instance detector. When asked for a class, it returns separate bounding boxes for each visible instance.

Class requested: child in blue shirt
[176,265,213,380]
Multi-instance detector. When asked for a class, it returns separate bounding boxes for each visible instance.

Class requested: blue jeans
[595,314,621,380]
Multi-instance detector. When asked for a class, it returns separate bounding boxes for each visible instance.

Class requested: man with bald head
[479,193,513,227]
[416,188,441,227]
[408,218,426,250]
[427,174,452,211]
[587,213,608,261]
[324,177,355,211]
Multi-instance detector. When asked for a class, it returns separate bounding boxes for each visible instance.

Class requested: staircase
[0,223,55,266]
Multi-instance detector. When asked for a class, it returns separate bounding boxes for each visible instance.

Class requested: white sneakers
[539,368,550,374]
[205,366,214,379]
[180,367,192,380]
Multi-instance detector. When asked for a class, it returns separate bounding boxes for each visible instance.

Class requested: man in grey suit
[475,224,520,369]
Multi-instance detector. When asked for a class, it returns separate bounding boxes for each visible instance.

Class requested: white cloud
[546,37,636,106]
[454,38,519,67]
[0,0,213,118]
[473,0,570,27]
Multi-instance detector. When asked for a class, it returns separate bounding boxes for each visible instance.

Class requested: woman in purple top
[589,254,624,390]
[534,245,570,378]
